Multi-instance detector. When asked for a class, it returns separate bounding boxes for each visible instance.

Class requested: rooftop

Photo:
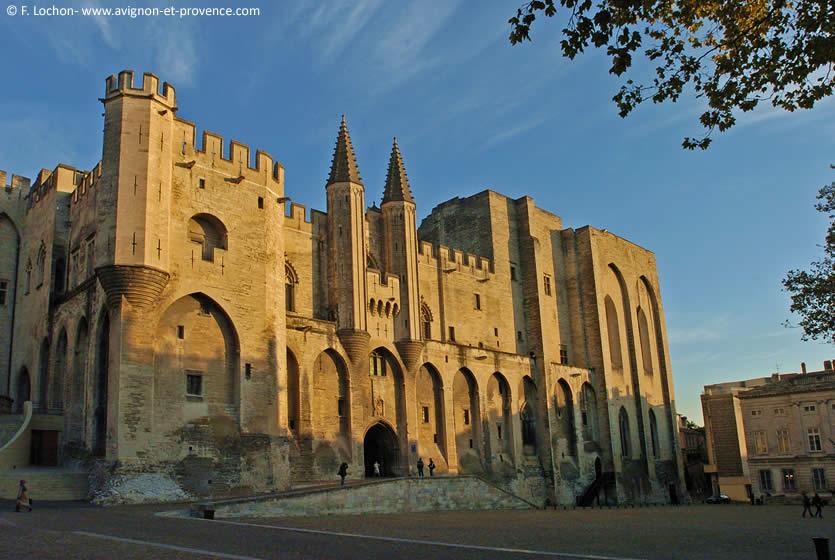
[738,369,835,399]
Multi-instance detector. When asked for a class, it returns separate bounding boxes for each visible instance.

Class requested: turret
[326,116,369,362]
[382,138,422,369]
[96,70,176,308]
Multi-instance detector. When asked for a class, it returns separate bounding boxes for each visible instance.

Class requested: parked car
[705,494,731,504]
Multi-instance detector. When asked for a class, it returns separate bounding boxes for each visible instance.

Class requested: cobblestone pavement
[0,501,831,559]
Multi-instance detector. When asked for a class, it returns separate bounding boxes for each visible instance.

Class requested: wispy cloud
[480,112,553,151]
[667,313,730,345]
[297,0,384,64]
[83,1,118,49]
[152,23,198,86]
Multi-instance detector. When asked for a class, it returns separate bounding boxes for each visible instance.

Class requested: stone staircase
[288,437,315,482]
[0,468,88,501]
[190,475,536,519]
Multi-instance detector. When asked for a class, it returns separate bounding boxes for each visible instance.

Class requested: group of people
[415,457,435,477]
[801,492,825,518]
[337,457,438,485]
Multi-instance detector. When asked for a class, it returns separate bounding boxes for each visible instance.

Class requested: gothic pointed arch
[453,367,482,473]
[311,348,353,467]
[580,382,600,443]
[554,378,576,456]
[417,362,446,466]
[649,408,660,458]
[35,241,47,287]
[153,293,241,460]
[619,406,632,458]
[640,275,676,459]
[487,372,512,461]
[637,306,654,376]
[420,300,433,340]
[285,261,298,312]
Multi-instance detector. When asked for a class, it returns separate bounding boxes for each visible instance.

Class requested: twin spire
[383,138,414,204]
[327,115,363,186]
[326,116,414,204]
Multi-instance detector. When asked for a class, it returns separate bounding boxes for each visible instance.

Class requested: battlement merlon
[1,171,31,191]
[103,70,177,110]
[418,240,494,274]
[174,121,283,183]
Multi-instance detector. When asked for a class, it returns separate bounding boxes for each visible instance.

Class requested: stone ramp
[0,414,25,448]
[200,476,535,519]
[0,467,88,501]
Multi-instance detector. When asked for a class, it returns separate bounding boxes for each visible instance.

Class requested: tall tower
[326,117,369,362]
[381,139,423,370]
[96,70,175,305]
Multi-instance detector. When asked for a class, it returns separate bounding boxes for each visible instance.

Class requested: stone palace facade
[0,71,685,505]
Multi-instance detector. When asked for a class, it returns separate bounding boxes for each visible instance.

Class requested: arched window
[521,404,536,446]
[556,379,576,456]
[605,295,623,370]
[188,214,227,262]
[370,351,386,377]
[637,306,653,376]
[285,262,298,313]
[619,407,631,458]
[580,382,599,442]
[421,303,433,340]
[36,242,47,287]
[649,409,660,458]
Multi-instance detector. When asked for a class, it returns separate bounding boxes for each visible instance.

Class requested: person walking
[813,493,824,518]
[15,480,32,512]
[373,460,381,477]
[338,462,349,486]
[416,457,425,478]
[801,492,813,518]
[428,458,436,477]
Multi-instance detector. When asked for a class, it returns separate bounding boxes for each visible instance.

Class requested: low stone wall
[211,476,534,518]
[0,469,88,500]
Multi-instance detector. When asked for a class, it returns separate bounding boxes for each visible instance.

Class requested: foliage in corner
[783,181,835,344]
[509,0,835,149]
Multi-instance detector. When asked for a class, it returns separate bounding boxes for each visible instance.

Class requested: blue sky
[1,1,832,423]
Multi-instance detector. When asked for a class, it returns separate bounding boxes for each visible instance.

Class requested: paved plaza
[0,502,831,559]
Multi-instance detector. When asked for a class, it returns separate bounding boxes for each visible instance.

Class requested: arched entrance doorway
[364,422,400,477]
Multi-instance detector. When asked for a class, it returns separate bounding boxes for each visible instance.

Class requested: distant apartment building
[702,361,835,501]
[677,415,709,499]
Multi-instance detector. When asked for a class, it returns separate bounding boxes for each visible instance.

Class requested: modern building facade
[0,71,685,505]
[702,362,835,501]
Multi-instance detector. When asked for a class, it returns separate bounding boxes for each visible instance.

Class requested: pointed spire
[327,115,363,187]
[382,137,414,204]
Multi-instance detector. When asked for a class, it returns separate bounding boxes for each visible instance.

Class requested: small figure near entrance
[373,460,381,477]
[802,492,813,517]
[16,480,32,512]
[428,458,436,477]
[813,493,824,518]
[416,457,425,477]
[338,462,349,486]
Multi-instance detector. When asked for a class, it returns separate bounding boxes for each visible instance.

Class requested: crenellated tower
[326,116,369,362]
[381,139,423,370]
[96,70,176,307]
